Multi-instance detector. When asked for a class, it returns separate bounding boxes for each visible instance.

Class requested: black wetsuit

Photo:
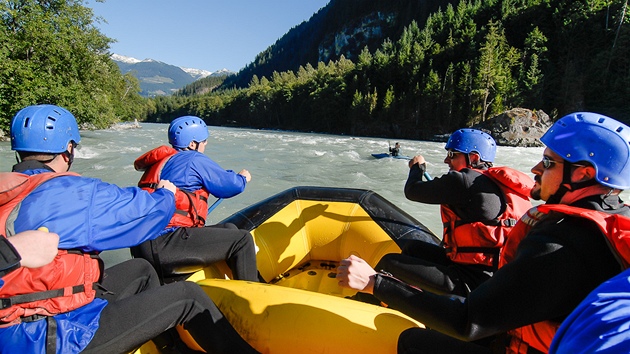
[378,195,627,353]
[131,223,259,283]
[375,162,505,296]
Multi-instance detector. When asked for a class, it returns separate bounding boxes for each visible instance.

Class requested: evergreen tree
[474,21,520,122]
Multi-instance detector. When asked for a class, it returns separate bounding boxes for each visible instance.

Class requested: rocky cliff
[473,108,553,147]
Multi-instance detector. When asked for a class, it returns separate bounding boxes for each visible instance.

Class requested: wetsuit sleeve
[0,237,21,278]
[373,273,472,339]
[404,165,469,205]
[373,217,621,342]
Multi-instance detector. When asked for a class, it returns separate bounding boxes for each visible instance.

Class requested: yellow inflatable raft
[137,186,440,354]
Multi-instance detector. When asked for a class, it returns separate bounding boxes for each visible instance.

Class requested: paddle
[207,198,224,215]
[410,158,432,181]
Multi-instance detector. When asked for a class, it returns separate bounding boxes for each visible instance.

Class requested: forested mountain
[221,0,462,89]
[148,0,630,141]
[112,57,208,97]
[2,0,628,142]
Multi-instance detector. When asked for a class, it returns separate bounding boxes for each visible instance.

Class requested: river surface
[3,123,619,267]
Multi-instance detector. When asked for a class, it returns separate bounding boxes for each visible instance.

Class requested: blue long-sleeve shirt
[0,164,175,353]
[160,150,246,199]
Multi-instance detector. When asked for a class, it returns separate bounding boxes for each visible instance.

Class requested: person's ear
[61,143,73,162]
[573,165,596,183]
[469,153,480,164]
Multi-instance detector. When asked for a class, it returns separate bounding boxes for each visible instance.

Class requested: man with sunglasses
[131,116,259,285]
[338,112,630,353]
[0,105,259,353]
[364,129,533,300]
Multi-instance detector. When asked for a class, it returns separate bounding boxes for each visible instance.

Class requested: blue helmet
[168,116,209,149]
[541,112,630,190]
[445,129,496,162]
[11,104,81,153]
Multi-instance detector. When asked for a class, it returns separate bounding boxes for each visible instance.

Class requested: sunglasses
[541,156,588,169]
[541,156,560,169]
[446,150,461,159]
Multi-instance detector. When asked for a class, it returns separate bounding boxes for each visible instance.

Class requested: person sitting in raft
[0,104,258,353]
[131,116,259,283]
[389,142,401,156]
[337,112,630,353]
[355,129,533,301]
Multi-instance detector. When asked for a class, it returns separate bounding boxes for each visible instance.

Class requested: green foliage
[0,0,147,134]
[177,75,229,96]
[140,0,630,139]
[473,21,521,122]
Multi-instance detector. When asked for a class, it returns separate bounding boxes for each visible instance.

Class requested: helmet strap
[62,144,75,171]
[466,152,488,169]
[464,154,471,167]
[548,162,598,203]
[183,141,200,151]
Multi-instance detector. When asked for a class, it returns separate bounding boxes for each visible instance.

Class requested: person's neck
[12,160,55,173]
[559,184,612,205]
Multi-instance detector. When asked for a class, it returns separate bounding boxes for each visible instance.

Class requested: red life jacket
[501,204,630,354]
[441,167,534,268]
[135,145,209,228]
[498,206,545,267]
[0,172,102,325]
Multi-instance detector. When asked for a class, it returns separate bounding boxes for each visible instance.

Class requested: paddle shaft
[207,198,224,214]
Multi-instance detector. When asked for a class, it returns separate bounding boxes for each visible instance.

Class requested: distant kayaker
[131,116,259,284]
[0,105,259,353]
[361,129,533,299]
[389,142,401,156]
[338,112,630,353]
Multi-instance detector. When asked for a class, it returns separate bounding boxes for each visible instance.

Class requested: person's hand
[157,179,177,194]
[409,155,426,168]
[238,169,252,183]
[336,255,377,294]
[10,230,59,268]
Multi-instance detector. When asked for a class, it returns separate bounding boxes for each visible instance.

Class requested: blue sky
[89,0,330,72]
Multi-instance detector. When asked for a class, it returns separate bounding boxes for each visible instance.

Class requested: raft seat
[252,199,401,297]
[187,199,402,297]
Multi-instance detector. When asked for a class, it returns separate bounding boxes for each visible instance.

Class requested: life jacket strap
[451,218,518,228]
[138,182,159,190]
[179,190,207,226]
[445,246,501,270]
[0,283,99,309]
[46,316,56,354]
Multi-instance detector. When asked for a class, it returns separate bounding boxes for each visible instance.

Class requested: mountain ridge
[111,54,233,97]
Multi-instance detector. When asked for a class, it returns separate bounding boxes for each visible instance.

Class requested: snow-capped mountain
[110,54,142,64]
[110,54,232,96]
[181,67,213,79]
